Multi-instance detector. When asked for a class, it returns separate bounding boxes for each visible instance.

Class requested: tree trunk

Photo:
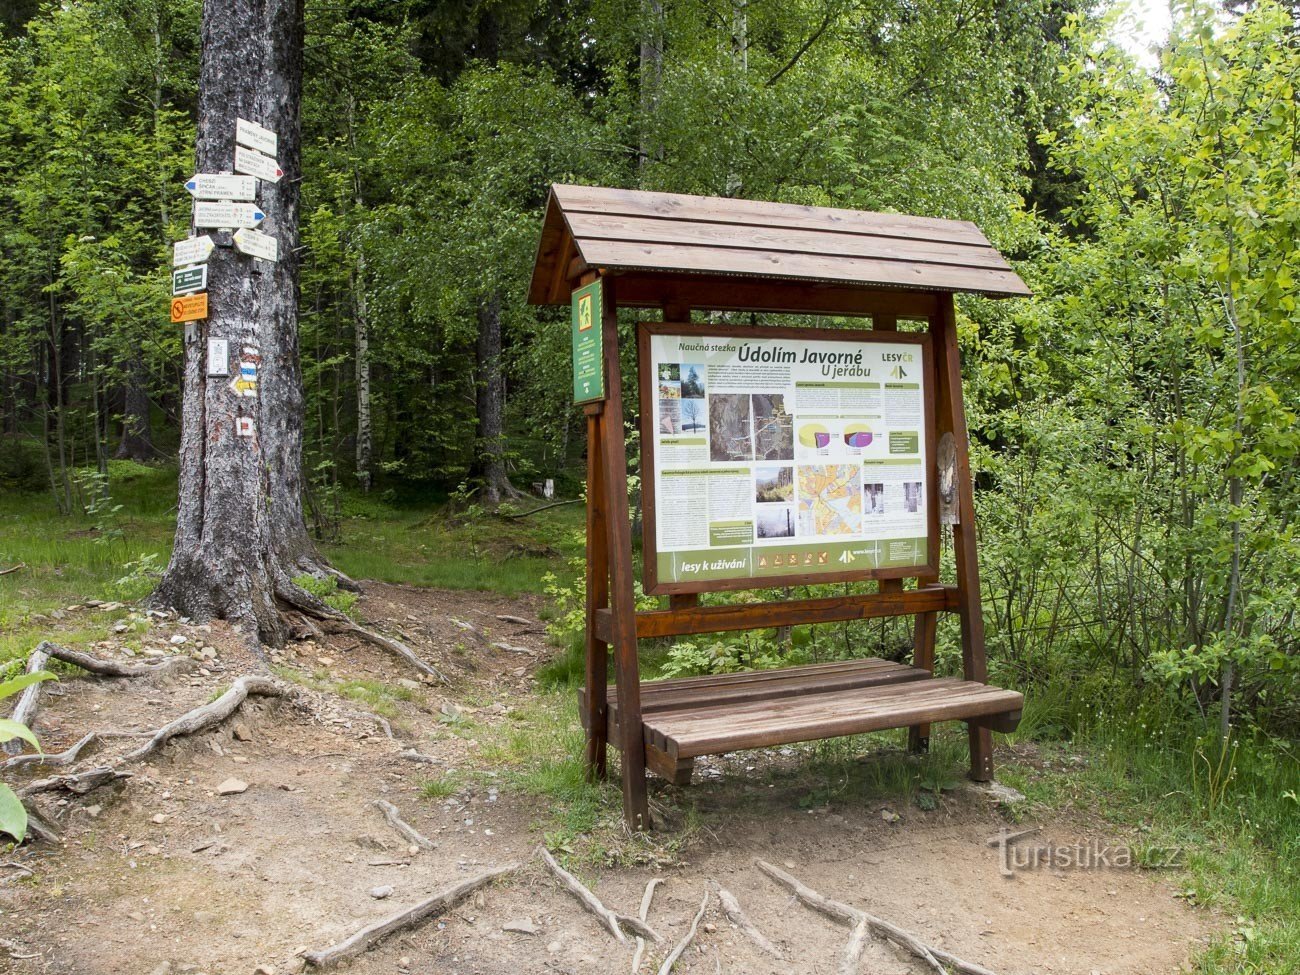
[152,0,325,647]
[115,356,154,461]
[638,0,663,172]
[346,94,372,494]
[474,292,511,505]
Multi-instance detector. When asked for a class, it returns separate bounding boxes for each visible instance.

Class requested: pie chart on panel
[843,425,873,448]
[798,423,830,449]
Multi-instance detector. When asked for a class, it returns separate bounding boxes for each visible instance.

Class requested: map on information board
[640,324,934,592]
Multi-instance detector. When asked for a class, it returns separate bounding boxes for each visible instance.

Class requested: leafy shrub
[0,667,56,840]
[292,573,358,616]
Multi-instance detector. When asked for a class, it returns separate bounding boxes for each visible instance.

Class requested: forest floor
[0,580,1219,975]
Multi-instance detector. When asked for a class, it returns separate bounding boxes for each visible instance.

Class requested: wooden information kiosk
[528,185,1030,829]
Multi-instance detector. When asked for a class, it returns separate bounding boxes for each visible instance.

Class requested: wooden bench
[579,658,1023,785]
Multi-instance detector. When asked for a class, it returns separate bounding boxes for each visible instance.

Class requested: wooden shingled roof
[527,184,1030,304]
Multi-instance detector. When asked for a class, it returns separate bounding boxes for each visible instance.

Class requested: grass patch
[418,774,462,799]
[474,690,641,862]
[322,494,584,595]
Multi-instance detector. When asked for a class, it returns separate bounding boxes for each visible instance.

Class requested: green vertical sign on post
[571,279,605,404]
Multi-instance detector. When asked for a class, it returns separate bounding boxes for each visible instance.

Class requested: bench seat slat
[647,678,1023,759]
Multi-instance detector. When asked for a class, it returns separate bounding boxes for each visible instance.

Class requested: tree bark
[346,94,372,494]
[474,292,511,505]
[152,0,326,647]
[638,0,664,172]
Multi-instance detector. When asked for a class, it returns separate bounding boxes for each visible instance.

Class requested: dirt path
[1,583,1214,974]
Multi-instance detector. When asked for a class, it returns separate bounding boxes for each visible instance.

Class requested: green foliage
[291,573,359,617]
[0,665,55,840]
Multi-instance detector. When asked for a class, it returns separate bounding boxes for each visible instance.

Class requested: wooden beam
[583,409,609,781]
[934,293,994,780]
[611,273,940,319]
[595,588,956,642]
[598,275,650,830]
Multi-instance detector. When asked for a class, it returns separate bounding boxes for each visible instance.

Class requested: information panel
[640,323,935,593]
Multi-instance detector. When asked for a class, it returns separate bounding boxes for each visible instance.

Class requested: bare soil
[1,583,1216,975]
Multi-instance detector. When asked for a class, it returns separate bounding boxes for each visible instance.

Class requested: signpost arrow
[233,144,283,184]
[235,117,277,157]
[173,235,215,267]
[193,201,265,229]
[184,173,256,200]
[172,264,208,295]
[170,293,208,323]
[233,227,278,262]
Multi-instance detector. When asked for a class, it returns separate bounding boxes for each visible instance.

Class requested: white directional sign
[233,227,278,262]
[233,144,283,184]
[173,235,215,267]
[193,201,265,229]
[235,117,277,157]
[185,173,256,200]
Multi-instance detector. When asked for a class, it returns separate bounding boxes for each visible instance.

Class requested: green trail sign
[571,280,605,404]
[172,264,208,296]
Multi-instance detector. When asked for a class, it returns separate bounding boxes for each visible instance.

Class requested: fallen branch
[538,846,659,944]
[502,497,581,519]
[631,878,664,973]
[495,614,535,627]
[20,766,132,797]
[371,799,436,851]
[302,862,519,969]
[492,642,534,655]
[118,675,285,765]
[714,883,782,958]
[0,562,24,576]
[756,860,996,975]
[658,889,709,975]
[42,643,196,679]
[3,645,51,757]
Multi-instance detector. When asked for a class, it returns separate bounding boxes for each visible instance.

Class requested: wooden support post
[583,404,609,781]
[934,294,993,780]
[907,608,937,753]
[598,276,651,829]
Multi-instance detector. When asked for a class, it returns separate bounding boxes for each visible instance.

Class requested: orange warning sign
[170,292,208,323]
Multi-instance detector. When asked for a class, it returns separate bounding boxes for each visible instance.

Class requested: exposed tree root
[0,562,25,576]
[20,765,132,798]
[302,862,520,969]
[2,731,154,773]
[41,642,196,679]
[449,617,487,644]
[118,675,284,765]
[3,645,51,757]
[714,883,782,959]
[17,803,60,844]
[538,846,660,944]
[756,860,997,975]
[631,878,664,973]
[371,799,436,850]
[657,888,709,975]
[275,574,449,684]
